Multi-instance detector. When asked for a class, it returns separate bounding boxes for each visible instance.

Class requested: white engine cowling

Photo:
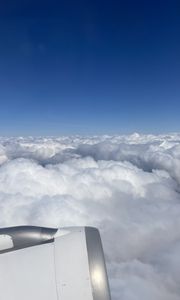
[0,226,111,300]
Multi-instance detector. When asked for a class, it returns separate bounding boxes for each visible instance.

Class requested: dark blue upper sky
[0,0,180,135]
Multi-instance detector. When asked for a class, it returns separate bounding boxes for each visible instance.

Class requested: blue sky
[0,0,180,135]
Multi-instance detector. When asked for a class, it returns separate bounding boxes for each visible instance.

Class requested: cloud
[0,133,180,299]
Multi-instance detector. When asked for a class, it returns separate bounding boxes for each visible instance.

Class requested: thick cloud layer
[0,133,180,299]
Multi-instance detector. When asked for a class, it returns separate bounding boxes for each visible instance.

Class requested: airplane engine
[0,226,111,300]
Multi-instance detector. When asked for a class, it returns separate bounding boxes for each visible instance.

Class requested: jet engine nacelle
[0,226,111,300]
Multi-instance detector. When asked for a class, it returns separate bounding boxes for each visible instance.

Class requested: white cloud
[0,133,180,299]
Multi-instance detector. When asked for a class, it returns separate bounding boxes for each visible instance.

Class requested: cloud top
[0,133,180,300]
